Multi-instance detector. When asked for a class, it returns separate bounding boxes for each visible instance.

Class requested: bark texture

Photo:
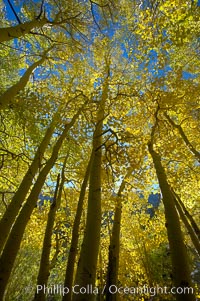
[0,18,47,43]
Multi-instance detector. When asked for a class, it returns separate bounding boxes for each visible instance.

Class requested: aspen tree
[0,18,48,43]
[0,1,85,43]
[0,108,60,253]
[33,173,60,301]
[62,152,93,301]
[173,193,200,258]
[47,155,68,270]
[73,61,110,301]
[33,155,68,301]
[148,113,195,301]
[0,101,86,300]
[0,46,53,109]
[105,167,133,301]
[173,191,200,242]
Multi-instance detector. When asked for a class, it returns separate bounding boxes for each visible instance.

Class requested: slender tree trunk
[164,113,200,162]
[72,76,109,301]
[172,190,200,242]
[105,199,121,301]
[173,193,200,257]
[0,47,52,109]
[0,109,60,254]
[148,142,195,301]
[105,168,133,301]
[0,18,48,43]
[34,173,60,301]
[0,103,85,300]
[62,153,93,301]
[48,156,68,270]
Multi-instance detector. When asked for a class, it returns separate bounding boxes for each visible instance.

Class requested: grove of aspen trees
[0,0,200,301]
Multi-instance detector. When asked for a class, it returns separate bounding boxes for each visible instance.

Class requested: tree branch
[164,113,200,162]
[36,0,45,20]
[7,0,21,24]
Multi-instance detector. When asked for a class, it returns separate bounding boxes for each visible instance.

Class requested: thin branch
[7,0,21,24]
[36,0,45,20]
[90,1,103,32]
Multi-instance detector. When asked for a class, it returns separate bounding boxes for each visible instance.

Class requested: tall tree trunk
[0,103,86,300]
[105,167,133,301]
[48,155,68,270]
[172,192,200,257]
[148,142,195,301]
[0,18,48,43]
[72,76,109,301]
[0,108,60,254]
[34,173,60,301]
[172,190,200,242]
[105,199,121,301]
[0,47,52,109]
[62,153,93,301]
